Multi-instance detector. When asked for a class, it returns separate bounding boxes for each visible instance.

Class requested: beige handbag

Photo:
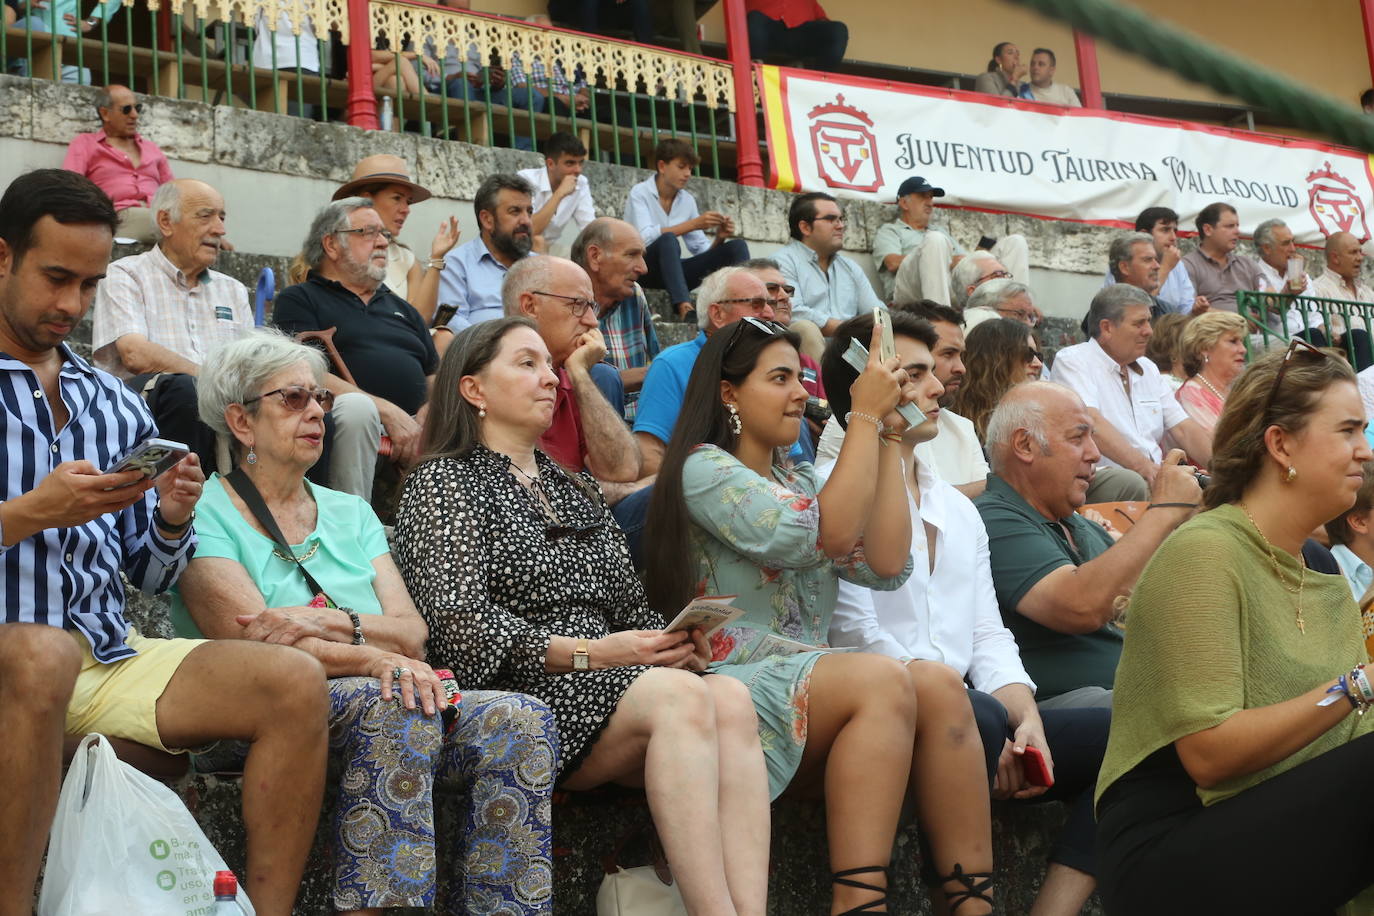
[595,825,688,916]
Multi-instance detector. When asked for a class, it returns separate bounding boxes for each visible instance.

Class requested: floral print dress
[683,445,912,798]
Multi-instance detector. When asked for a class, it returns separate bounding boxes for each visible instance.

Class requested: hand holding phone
[1020,745,1054,787]
[103,438,190,486]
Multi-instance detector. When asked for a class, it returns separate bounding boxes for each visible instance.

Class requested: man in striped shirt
[0,170,328,914]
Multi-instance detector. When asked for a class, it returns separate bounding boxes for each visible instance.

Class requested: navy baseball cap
[897,176,945,198]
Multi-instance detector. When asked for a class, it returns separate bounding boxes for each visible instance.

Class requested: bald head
[1326,231,1365,281]
[703,270,772,331]
[985,381,1100,520]
[152,179,226,280]
[504,256,599,368]
[571,217,647,304]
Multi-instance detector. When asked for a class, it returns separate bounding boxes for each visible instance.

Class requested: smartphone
[873,307,895,363]
[103,438,189,486]
[1021,745,1054,787]
[432,303,458,329]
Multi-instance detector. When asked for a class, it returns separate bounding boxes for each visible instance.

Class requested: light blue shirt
[624,175,710,255]
[772,238,886,327]
[440,237,528,332]
[1331,544,1373,603]
[634,330,805,461]
[1100,263,1197,314]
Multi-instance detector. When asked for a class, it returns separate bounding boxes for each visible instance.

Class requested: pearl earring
[478,406,487,419]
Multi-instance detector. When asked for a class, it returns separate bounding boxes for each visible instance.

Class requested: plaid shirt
[599,284,660,420]
[508,52,585,96]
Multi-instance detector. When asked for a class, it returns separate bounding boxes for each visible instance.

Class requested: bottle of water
[379,95,394,132]
[212,871,247,914]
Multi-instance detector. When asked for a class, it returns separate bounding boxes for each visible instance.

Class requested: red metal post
[1361,0,1374,94]
[345,0,378,129]
[723,0,763,187]
[1072,29,1103,109]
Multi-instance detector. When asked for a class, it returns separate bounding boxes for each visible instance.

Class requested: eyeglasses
[546,518,606,541]
[809,214,845,225]
[118,103,144,115]
[531,290,601,318]
[1262,336,1328,419]
[764,282,796,300]
[717,296,780,312]
[722,315,782,360]
[997,306,1034,323]
[243,386,336,412]
[336,226,394,243]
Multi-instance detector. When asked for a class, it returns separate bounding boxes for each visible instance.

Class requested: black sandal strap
[833,865,888,914]
[940,863,994,912]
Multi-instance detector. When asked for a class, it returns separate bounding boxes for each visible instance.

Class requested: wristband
[425,257,446,270]
[845,411,883,432]
[153,505,193,536]
[344,608,365,645]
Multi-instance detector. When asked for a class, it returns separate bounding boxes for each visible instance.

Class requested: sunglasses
[531,290,601,318]
[337,226,394,242]
[116,103,144,115]
[722,315,783,361]
[808,214,845,226]
[1262,336,1328,419]
[1026,347,1043,363]
[764,282,796,299]
[717,296,780,312]
[243,386,335,412]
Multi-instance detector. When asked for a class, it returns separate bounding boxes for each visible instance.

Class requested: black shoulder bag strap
[223,467,332,603]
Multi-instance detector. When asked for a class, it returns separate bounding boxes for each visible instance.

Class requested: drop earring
[246,445,257,465]
[478,405,487,419]
[726,403,742,436]
[1285,465,1298,483]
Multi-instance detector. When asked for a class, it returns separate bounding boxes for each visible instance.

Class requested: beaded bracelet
[345,608,366,646]
[1318,664,1373,714]
[845,411,884,432]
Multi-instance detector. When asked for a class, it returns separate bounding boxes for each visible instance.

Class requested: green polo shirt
[974,474,1123,701]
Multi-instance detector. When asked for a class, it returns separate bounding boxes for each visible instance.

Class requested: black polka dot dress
[394,445,660,778]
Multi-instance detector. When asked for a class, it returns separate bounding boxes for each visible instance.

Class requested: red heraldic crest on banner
[807,94,884,193]
[1306,161,1371,242]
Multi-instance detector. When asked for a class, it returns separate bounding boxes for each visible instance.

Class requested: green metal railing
[1238,290,1374,365]
[3,0,345,119]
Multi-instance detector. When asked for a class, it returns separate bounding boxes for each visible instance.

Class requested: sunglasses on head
[722,315,783,359]
[243,386,335,412]
[1262,336,1329,419]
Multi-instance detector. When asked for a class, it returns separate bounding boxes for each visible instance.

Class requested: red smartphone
[1021,746,1054,787]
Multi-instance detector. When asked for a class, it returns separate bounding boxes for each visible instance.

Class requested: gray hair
[569,217,620,270]
[1084,283,1152,339]
[1108,232,1154,281]
[197,329,327,440]
[1253,218,1287,253]
[501,255,558,317]
[965,278,1032,313]
[951,251,998,309]
[150,181,182,225]
[694,266,746,329]
[740,257,783,273]
[474,173,534,221]
[985,381,1080,474]
[302,198,374,271]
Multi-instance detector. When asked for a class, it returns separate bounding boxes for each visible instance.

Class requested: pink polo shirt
[61,130,173,211]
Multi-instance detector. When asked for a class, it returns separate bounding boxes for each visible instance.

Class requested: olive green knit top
[1096,503,1373,809]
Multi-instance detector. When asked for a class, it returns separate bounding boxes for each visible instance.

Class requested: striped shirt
[0,345,195,663]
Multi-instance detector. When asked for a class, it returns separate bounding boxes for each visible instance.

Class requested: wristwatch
[572,637,590,671]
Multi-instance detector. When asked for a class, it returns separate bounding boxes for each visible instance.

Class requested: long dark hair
[952,318,1039,441]
[643,319,801,616]
[417,316,538,464]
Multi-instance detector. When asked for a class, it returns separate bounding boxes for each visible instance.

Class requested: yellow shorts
[66,629,207,753]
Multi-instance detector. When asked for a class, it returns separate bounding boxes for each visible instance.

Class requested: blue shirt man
[440,174,535,333]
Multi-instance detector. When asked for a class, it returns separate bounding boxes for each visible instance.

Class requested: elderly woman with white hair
[171,330,558,915]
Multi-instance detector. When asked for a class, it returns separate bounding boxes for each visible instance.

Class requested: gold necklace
[1239,503,1306,634]
[272,541,320,563]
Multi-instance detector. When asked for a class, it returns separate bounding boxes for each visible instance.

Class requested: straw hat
[332,154,432,203]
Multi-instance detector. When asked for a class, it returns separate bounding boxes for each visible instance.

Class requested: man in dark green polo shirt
[974,381,1201,708]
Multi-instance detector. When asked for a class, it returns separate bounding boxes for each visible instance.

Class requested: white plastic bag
[39,734,256,916]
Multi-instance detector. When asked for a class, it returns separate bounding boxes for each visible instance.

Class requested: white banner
[758,65,1374,244]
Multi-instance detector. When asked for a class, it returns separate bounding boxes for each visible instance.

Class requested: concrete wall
[0,74,1171,320]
